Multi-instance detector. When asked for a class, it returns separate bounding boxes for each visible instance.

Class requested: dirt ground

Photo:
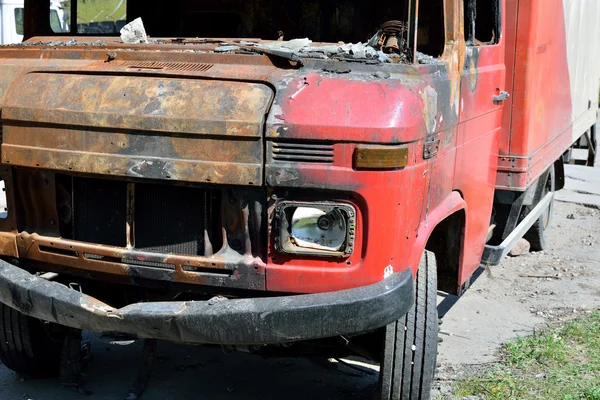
[0,166,598,399]
[434,200,600,398]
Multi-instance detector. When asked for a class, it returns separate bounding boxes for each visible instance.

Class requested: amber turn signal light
[353,145,409,170]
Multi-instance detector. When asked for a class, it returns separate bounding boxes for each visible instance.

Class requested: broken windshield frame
[23,0,427,64]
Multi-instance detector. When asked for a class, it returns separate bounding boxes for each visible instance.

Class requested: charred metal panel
[1,73,273,186]
[3,73,271,137]
[17,232,266,290]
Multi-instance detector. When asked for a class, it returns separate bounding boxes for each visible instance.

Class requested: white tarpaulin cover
[563,0,600,140]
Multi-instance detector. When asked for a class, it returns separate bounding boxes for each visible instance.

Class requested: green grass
[65,0,126,24]
[453,312,600,400]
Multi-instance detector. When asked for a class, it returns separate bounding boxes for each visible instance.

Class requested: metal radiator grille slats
[73,178,127,247]
[134,184,206,256]
[117,61,214,72]
[270,142,334,164]
[70,179,221,256]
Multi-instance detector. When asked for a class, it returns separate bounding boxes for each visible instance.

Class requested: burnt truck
[0,0,598,398]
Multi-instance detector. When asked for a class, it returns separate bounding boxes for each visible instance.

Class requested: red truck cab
[0,0,597,398]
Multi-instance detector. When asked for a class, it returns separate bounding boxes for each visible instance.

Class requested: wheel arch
[424,209,466,295]
[407,191,467,296]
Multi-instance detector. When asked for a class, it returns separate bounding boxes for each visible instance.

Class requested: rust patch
[2,125,263,186]
[420,86,439,134]
[440,0,465,115]
[1,70,275,186]
[3,73,273,137]
[16,233,266,290]
[0,233,18,257]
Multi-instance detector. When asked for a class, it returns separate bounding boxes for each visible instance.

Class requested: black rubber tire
[376,250,438,400]
[524,164,555,251]
[0,304,66,377]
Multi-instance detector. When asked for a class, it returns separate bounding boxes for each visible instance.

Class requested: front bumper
[0,261,413,345]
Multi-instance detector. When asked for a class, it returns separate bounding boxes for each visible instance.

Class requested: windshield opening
[128,0,409,44]
[22,0,454,64]
[50,0,411,45]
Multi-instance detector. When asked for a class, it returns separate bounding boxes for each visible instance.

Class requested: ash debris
[416,51,442,65]
[120,17,148,44]
[261,39,392,62]
[6,39,107,47]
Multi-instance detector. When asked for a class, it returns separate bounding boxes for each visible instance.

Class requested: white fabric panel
[563,0,600,140]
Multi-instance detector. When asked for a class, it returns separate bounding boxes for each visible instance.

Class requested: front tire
[0,304,67,377]
[376,250,438,400]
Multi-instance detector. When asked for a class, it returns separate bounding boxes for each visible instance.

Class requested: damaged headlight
[275,201,356,257]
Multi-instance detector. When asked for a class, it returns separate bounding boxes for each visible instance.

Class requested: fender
[405,191,466,278]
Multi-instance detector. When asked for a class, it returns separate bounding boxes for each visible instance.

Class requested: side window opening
[50,10,64,32]
[50,2,70,33]
[14,8,24,36]
[464,0,500,45]
[77,0,127,34]
[417,0,446,58]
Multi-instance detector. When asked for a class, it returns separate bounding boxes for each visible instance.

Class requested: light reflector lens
[275,202,356,257]
[291,207,347,252]
[354,145,409,170]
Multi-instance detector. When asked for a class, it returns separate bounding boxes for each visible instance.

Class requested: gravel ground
[434,164,600,398]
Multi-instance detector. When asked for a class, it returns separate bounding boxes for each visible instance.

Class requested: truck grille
[54,176,264,258]
[13,169,266,289]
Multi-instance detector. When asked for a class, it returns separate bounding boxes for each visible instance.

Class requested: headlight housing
[274,201,356,257]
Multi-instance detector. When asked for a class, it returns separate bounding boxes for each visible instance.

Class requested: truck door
[0,4,24,45]
[455,0,506,283]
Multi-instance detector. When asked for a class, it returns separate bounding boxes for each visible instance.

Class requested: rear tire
[0,304,66,377]
[376,250,438,400]
[524,164,555,251]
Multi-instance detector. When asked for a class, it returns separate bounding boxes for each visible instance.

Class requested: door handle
[493,91,510,104]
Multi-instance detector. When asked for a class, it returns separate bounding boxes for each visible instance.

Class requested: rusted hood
[1,71,274,185]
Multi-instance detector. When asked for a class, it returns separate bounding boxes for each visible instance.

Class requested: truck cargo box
[498,0,600,190]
